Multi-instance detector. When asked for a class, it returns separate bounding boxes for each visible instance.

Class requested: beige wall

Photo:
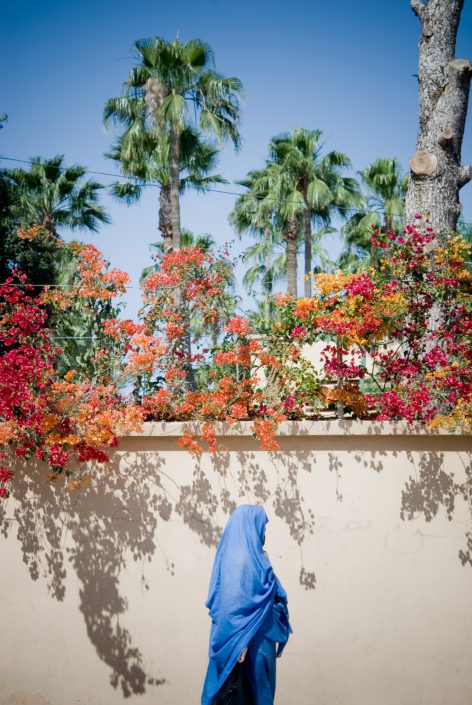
[1,421,471,705]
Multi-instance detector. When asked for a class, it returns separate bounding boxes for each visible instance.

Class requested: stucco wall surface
[0,421,471,705]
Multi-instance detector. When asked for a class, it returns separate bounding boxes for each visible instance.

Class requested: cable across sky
[0,155,407,218]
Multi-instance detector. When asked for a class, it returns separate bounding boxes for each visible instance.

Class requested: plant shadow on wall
[231,445,317,589]
[1,436,470,698]
[153,440,318,589]
[351,440,472,565]
[0,453,171,698]
[400,450,472,567]
[0,442,318,697]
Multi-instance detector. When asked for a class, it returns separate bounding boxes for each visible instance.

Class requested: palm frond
[109,181,143,205]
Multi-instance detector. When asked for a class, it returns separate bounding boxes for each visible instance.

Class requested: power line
[0,155,162,186]
[0,154,407,217]
[0,154,245,195]
[3,155,471,236]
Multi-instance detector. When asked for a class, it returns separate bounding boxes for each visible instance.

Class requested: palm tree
[7,155,110,238]
[229,169,285,319]
[231,164,306,297]
[104,36,243,249]
[2,157,113,376]
[241,240,286,300]
[231,134,348,299]
[241,241,320,331]
[362,158,407,231]
[1,156,109,288]
[232,217,333,316]
[106,126,226,253]
[340,158,408,270]
[268,129,361,296]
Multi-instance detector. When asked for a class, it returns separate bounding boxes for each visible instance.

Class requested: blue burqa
[201,505,292,705]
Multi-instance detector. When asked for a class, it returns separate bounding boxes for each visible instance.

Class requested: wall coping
[123,420,470,438]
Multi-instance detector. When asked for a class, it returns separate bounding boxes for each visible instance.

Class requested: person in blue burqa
[201,504,292,705]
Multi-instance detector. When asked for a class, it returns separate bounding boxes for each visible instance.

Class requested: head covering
[202,505,289,705]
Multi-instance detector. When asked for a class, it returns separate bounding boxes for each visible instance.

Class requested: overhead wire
[0,154,411,217]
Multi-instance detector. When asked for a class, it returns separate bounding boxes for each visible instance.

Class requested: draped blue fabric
[201,505,292,705]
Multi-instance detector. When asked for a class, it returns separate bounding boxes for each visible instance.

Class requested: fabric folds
[201,504,292,705]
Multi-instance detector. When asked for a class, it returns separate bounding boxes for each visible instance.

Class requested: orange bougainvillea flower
[252,418,280,451]
[177,431,203,455]
[224,316,253,336]
[314,271,354,296]
[16,225,43,241]
[273,293,293,307]
[293,297,320,321]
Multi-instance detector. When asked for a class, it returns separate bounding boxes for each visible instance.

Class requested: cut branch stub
[449,59,472,75]
[409,151,438,176]
[438,131,454,148]
[410,0,425,20]
[458,165,472,188]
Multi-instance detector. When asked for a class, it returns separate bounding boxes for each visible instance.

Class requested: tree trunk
[169,128,181,250]
[405,0,472,235]
[159,184,173,254]
[41,213,58,241]
[285,218,298,297]
[168,129,194,387]
[182,314,197,391]
[303,204,312,297]
[263,228,272,321]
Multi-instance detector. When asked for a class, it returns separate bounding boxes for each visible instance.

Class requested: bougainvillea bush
[0,269,143,498]
[273,217,472,427]
[0,218,470,498]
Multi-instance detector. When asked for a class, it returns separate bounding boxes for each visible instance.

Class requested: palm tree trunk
[41,216,60,293]
[264,228,272,321]
[169,128,181,250]
[303,205,312,297]
[168,129,195,388]
[41,214,58,241]
[285,218,298,297]
[159,184,173,253]
[183,313,197,391]
[167,300,197,393]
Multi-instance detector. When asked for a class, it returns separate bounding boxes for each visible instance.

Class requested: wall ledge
[123,420,470,439]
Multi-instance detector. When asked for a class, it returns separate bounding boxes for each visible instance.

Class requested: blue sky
[1,0,471,319]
